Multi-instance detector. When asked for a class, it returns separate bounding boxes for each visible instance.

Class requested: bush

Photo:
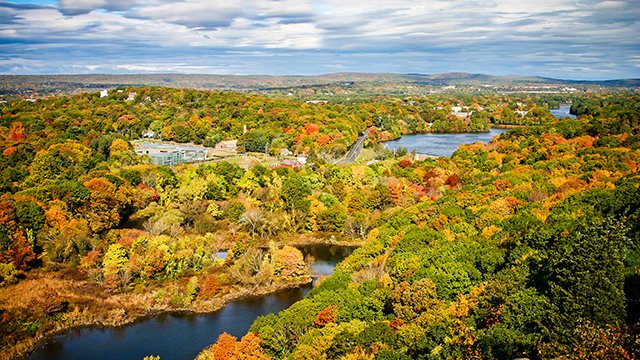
[0,263,23,286]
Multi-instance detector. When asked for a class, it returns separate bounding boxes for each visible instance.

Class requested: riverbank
[491,124,524,129]
[1,269,311,360]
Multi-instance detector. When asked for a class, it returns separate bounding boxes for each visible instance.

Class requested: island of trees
[0,85,638,359]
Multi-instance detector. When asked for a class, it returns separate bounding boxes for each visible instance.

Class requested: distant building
[516,110,529,117]
[280,148,293,157]
[271,159,304,169]
[100,90,108,98]
[450,105,473,118]
[142,130,156,139]
[215,140,238,152]
[134,142,208,166]
[305,100,328,104]
[126,92,136,101]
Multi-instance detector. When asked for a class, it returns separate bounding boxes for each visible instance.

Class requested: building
[451,105,473,118]
[215,140,238,152]
[142,130,156,139]
[271,159,304,169]
[280,148,293,157]
[134,142,208,166]
[126,92,137,101]
[100,90,108,98]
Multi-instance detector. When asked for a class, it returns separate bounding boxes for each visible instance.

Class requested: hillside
[1,73,638,98]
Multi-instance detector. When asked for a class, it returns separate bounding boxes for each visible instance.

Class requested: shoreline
[3,235,362,360]
[14,277,312,360]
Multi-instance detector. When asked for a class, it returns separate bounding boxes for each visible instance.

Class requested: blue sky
[0,0,638,79]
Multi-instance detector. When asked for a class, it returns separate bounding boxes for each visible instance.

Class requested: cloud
[0,0,637,79]
[128,1,243,29]
[125,0,316,30]
[57,0,140,15]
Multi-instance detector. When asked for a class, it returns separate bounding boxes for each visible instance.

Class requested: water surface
[383,128,507,157]
[549,104,576,119]
[298,244,355,281]
[27,245,353,360]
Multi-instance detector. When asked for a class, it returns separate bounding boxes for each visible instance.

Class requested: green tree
[547,217,627,341]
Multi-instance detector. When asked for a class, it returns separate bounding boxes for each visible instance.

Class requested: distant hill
[402,72,640,86]
[0,72,637,98]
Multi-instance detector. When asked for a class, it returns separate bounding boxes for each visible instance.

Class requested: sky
[0,0,639,79]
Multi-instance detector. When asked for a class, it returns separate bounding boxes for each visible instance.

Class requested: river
[383,128,508,157]
[26,245,355,360]
[549,104,576,119]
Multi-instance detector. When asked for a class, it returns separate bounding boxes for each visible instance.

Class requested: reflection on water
[298,244,355,276]
[550,105,576,119]
[27,245,354,360]
[28,287,311,360]
[298,244,356,285]
[384,128,507,157]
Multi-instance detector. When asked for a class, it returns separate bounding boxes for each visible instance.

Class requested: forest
[0,87,638,359]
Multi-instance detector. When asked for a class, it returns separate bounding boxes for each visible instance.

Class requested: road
[337,129,370,164]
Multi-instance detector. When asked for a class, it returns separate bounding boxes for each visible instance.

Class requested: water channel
[383,128,508,157]
[383,105,574,157]
[549,104,576,119]
[27,245,355,360]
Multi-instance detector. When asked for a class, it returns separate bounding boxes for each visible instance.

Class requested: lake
[549,104,576,119]
[27,245,355,360]
[383,128,508,157]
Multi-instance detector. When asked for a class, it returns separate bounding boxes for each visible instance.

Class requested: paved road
[337,130,369,164]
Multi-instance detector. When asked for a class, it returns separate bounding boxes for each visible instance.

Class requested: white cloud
[129,1,243,29]
[595,1,627,10]
[0,0,637,79]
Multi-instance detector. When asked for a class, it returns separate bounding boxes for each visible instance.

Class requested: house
[215,140,238,152]
[271,159,304,169]
[126,92,136,101]
[451,105,473,118]
[516,110,529,117]
[100,90,108,98]
[280,148,293,157]
[142,130,156,138]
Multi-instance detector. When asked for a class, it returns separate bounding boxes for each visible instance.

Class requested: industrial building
[134,142,208,166]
